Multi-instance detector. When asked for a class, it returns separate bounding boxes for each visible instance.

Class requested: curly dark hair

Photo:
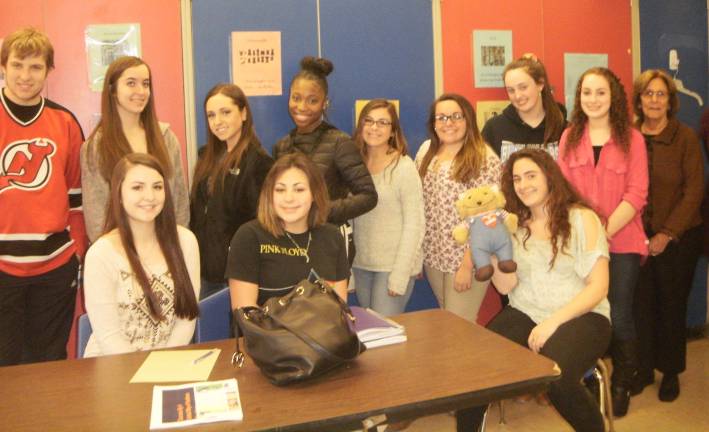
[501,149,591,268]
[564,67,631,154]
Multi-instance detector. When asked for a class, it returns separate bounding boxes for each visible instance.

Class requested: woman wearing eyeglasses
[351,100,424,316]
[558,67,648,417]
[631,69,704,404]
[415,94,501,322]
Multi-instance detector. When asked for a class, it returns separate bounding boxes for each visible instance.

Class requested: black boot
[630,369,654,396]
[611,339,638,417]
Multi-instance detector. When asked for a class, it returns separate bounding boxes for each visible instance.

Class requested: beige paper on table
[130,349,220,383]
[231,31,282,96]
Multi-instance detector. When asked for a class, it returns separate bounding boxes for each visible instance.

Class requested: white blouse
[83,226,200,357]
[509,208,611,324]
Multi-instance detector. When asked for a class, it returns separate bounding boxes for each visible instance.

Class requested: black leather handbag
[231,272,365,386]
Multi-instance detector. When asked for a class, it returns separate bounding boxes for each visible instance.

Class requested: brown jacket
[642,118,704,239]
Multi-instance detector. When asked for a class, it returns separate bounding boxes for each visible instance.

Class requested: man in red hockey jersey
[0,27,87,365]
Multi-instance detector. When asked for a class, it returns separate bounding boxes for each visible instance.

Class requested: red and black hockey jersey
[0,90,86,277]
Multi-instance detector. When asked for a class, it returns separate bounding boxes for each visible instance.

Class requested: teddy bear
[452,185,518,281]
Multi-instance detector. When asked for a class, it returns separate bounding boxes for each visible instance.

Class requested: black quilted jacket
[273,121,377,225]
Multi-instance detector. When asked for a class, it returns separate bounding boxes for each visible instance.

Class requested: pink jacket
[558,127,648,255]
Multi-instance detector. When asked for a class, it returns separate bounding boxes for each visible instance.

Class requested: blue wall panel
[640,0,708,128]
[191,0,439,312]
[319,0,435,152]
[192,0,318,150]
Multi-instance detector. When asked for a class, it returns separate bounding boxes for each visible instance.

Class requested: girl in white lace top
[83,154,199,357]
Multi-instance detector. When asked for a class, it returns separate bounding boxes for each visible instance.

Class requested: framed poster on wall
[472,30,512,88]
[85,24,141,92]
[230,31,282,96]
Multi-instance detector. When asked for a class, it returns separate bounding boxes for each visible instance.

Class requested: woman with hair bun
[273,56,377,262]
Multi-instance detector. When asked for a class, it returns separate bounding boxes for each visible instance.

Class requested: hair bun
[300,56,334,77]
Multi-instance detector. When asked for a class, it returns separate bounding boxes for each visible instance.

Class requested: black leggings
[456,306,611,432]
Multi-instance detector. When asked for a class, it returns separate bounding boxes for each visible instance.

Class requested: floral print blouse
[415,140,502,273]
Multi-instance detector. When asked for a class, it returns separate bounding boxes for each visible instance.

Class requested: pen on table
[193,349,216,365]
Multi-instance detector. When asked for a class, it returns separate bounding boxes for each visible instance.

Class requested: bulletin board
[439,0,634,119]
[191,0,435,155]
[192,0,438,313]
[0,0,188,172]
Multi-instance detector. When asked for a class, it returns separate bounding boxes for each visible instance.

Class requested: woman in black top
[273,56,377,261]
[226,153,349,307]
[482,55,566,162]
[190,83,273,299]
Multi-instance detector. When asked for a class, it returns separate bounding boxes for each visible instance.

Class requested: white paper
[85,24,141,92]
[230,31,282,96]
[150,378,243,430]
[472,30,513,88]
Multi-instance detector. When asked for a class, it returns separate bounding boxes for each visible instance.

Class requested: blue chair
[194,287,232,343]
[77,313,93,358]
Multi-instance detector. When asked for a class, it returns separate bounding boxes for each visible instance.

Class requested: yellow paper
[476,100,510,131]
[130,349,220,383]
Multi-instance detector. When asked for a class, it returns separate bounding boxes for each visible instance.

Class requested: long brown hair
[86,56,172,182]
[353,99,408,173]
[105,153,198,321]
[257,153,330,237]
[564,67,631,155]
[503,56,565,145]
[418,93,486,182]
[191,83,262,197]
[501,149,591,268]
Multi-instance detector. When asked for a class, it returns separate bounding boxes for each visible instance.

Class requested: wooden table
[0,309,559,431]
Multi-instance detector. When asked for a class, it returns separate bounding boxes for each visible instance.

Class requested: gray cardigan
[352,156,424,295]
[80,122,190,242]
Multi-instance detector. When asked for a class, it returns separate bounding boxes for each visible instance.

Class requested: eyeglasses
[363,117,392,128]
[641,90,668,100]
[434,112,465,124]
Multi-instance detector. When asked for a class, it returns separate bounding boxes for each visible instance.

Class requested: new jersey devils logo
[0,138,56,194]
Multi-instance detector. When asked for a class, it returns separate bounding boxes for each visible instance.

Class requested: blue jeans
[608,253,640,341]
[352,268,414,316]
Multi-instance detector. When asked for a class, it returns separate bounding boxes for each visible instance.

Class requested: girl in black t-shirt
[225,153,349,308]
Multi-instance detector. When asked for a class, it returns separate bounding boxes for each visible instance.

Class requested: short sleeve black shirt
[225,220,350,305]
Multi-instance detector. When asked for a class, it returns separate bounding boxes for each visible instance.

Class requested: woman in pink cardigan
[558,67,648,418]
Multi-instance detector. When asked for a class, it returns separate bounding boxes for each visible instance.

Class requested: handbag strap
[267,312,359,363]
[231,312,246,368]
[230,280,360,368]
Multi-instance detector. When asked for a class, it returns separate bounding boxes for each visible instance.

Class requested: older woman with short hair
[631,69,704,403]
